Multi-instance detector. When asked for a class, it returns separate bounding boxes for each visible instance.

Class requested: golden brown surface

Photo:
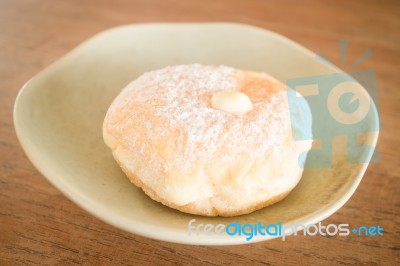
[103,65,309,217]
[113,151,292,217]
[1,0,399,264]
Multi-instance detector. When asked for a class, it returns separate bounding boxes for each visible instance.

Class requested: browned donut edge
[112,151,294,217]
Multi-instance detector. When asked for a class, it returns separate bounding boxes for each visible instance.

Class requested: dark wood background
[1,0,399,265]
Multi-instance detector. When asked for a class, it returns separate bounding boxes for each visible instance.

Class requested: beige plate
[14,23,379,245]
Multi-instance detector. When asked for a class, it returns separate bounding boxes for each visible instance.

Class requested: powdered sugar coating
[103,64,311,214]
[106,65,289,170]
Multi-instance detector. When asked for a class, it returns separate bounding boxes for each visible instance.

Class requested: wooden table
[1,0,399,264]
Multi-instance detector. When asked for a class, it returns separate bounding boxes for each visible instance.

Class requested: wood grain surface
[1,0,399,265]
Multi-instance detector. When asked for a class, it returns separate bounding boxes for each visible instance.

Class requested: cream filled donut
[103,64,312,217]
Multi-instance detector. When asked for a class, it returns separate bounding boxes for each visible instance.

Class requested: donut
[103,64,312,217]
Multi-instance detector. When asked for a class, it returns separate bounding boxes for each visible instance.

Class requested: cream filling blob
[211,90,253,114]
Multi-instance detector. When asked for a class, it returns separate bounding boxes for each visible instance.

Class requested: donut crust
[103,64,312,217]
[113,151,293,217]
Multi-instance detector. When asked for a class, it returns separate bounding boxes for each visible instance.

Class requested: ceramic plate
[14,23,379,245]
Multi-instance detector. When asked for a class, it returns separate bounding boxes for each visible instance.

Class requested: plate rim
[13,22,380,245]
